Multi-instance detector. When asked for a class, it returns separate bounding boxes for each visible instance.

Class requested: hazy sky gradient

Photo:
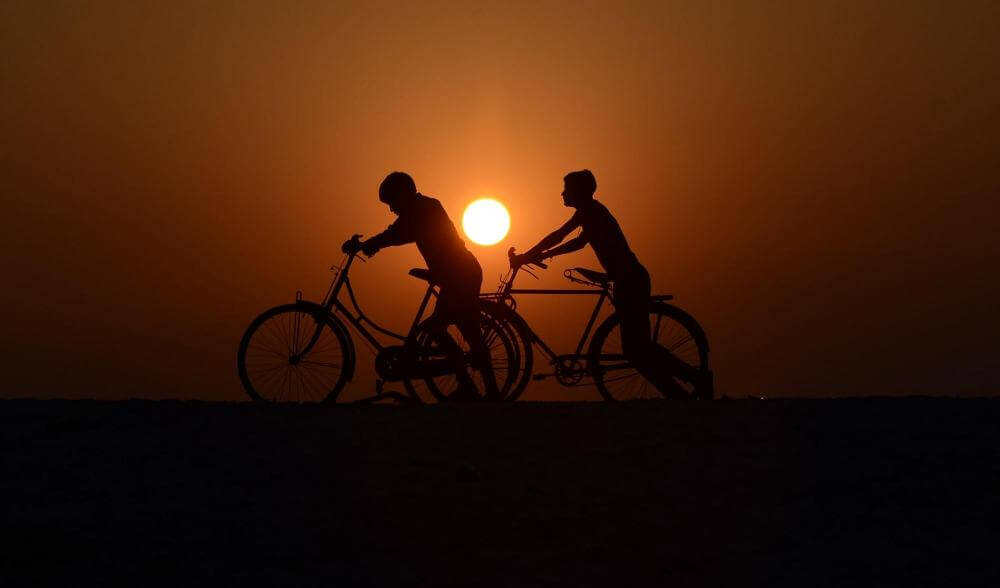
[3,1,998,399]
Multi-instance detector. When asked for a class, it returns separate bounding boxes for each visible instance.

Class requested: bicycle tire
[588,302,709,401]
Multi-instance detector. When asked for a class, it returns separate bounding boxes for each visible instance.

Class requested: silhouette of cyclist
[513,169,709,398]
[343,172,501,401]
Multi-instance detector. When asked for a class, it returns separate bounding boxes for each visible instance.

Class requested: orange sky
[3,1,999,399]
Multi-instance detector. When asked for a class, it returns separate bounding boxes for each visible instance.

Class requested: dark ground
[2,399,998,586]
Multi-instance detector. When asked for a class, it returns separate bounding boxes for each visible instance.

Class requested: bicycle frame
[305,250,439,355]
[486,263,612,366]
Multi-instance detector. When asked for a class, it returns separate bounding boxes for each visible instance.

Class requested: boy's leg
[619,306,689,398]
[454,312,501,400]
[616,266,694,398]
[423,312,479,399]
[435,267,500,400]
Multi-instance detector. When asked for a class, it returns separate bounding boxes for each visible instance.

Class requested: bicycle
[478,249,712,401]
[236,235,521,404]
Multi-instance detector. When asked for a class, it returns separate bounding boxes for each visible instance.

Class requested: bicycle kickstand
[350,379,420,405]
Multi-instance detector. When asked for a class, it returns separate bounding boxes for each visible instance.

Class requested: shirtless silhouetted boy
[514,169,709,398]
[343,172,500,400]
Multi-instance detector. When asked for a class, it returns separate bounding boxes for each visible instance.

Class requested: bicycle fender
[478,299,537,344]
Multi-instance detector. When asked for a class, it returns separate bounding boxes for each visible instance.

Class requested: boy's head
[561,169,597,207]
[378,171,417,214]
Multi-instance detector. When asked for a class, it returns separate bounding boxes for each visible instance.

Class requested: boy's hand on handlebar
[341,234,370,256]
[508,248,548,270]
[341,238,361,254]
[360,241,380,257]
[508,248,529,267]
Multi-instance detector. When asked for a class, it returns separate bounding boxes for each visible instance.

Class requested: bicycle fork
[290,292,325,363]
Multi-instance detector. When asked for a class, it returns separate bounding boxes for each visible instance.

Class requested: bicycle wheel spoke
[248,363,288,378]
[247,346,286,358]
[299,367,331,399]
[300,360,342,368]
[292,312,303,355]
[667,334,692,353]
[276,312,290,356]
[256,365,289,390]
[254,326,288,358]
[286,368,297,402]
[293,369,311,402]
[603,371,640,384]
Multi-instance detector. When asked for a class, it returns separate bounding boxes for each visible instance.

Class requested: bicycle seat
[571,267,611,286]
[408,268,439,284]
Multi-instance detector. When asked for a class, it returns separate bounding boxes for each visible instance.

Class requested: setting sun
[462,198,510,246]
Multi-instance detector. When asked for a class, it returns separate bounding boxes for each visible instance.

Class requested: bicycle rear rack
[562,269,604,288]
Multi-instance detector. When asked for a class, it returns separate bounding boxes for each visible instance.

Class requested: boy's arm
[361,218,414,256]
[519,214,583,263]
[540,235,587,260]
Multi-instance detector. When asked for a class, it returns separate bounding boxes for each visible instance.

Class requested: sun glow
[462,198,510,246]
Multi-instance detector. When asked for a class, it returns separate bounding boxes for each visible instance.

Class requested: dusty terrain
[2,399,998,586]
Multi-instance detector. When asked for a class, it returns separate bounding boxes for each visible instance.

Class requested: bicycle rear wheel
[478,299,533,401]
[588,303,709,401]
[402,312,518,403]
[237,303,353,403]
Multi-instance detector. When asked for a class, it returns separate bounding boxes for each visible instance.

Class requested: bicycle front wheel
[237,303,353,403]
[588,303,709,401]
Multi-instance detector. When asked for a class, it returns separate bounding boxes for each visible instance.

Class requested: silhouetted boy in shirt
[345,172,500,400]
[514,169,708,398]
